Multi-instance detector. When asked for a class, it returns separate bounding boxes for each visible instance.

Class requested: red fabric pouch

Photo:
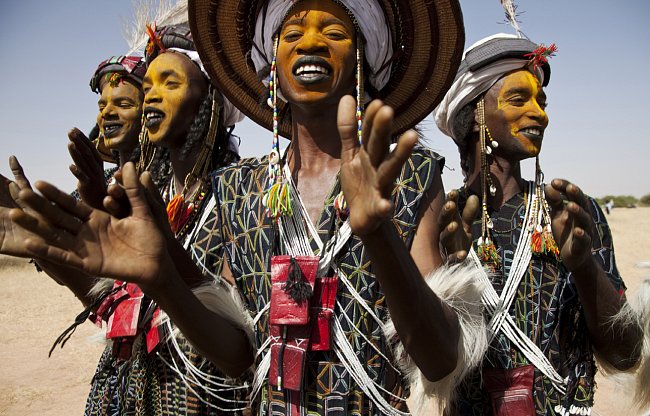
[482,364,536,416]
[106,284,144,339]
[309,276,338,351]
[269,255,318,326]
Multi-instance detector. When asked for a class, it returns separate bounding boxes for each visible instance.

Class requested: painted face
[141,52,208,148]
[276,0,357,108]
[483,69,549,160]
[96,78,143,152]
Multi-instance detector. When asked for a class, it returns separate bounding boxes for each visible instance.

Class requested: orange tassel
[166,194,192,234]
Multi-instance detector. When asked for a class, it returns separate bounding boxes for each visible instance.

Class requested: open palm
[12,163,168,287]
[337,96,417,236]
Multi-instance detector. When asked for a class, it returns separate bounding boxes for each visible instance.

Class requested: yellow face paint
[141,52,208,148]
[276,0,357,109]
[96,79,143,152]
[484,69,549,160]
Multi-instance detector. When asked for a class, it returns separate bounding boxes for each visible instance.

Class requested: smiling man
[434,34,642,415]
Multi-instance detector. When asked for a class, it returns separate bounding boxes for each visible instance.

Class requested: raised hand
[0,156,42,257]
[337,96,418,236]
[10,162,169,290]
[67,127,108,210]
[439,190,480,263]
[545,179,595,271]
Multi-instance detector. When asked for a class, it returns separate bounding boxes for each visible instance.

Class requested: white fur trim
[88,277,115,299]
[632,278,650,410]
[191,280,256,348]
[383,261,488,414]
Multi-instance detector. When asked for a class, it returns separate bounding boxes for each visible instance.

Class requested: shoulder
[210,156,269,195]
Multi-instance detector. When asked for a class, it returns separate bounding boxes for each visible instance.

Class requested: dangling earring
[264,35,292,219]
[476,98,500,270]
[333,43,364,219]
[167,89,221,235]
[529,156,560,259]
[136,112,156,173]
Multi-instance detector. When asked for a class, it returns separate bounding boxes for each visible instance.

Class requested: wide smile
[519,126,544,141]
[292,56,332,85]
[144,107,165,129]
[102,122,122,138]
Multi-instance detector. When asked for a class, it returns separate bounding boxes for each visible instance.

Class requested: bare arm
[546,179,642,370]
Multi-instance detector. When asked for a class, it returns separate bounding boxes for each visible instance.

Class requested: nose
[144,85,161,104]
[527,99,548,127]
[296,30,328,55]
[101,102,117,119]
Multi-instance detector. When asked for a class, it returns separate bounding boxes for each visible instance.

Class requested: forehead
[281,0,354,30]
[99,78,142,99]
[144,52,203,81]
[495,69,543,95]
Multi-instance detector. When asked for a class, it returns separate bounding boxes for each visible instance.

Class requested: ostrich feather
[500,0,525,38]
[123,0,189,55]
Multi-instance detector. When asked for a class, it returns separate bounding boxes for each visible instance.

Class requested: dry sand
[0,207,648,415]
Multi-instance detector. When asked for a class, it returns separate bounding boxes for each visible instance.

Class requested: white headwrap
[169,47,246,128]
[434,34,545,145]
[250,0,393,92]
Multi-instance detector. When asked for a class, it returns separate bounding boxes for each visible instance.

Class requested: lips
[102,122,122,138]
[144,107,165,129]
[292,56,332,85]
[519,126,544,141]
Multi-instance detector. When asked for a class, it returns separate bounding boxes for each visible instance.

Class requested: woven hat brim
[189,0,464,138]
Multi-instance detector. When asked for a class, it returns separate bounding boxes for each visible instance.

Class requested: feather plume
[500,0,525,38]
[123,0,189,55]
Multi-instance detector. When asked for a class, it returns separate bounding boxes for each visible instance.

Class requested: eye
[283,30,303,43]
[325,30,347,41]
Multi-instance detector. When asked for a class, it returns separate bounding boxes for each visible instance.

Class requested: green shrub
[639,194,650,206]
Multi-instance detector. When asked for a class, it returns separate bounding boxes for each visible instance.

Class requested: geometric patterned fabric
[193,147,444,415]
[454,188,626,416]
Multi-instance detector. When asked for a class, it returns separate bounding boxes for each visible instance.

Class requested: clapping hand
[337,96,418,236]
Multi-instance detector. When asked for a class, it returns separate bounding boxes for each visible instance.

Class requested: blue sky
[1,0,649,198]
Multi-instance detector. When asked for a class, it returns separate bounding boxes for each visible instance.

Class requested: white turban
[250,0,393,92]
[434,34,545,145]
[169,47,246,128]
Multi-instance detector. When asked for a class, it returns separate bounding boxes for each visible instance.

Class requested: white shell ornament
[491,140,499,148]
[269,150,280,165]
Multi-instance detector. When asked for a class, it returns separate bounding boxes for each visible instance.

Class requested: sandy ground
[0,207,649,415]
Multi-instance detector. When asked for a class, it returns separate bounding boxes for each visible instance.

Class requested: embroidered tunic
[455,188,625,416]
[195,147,442,415]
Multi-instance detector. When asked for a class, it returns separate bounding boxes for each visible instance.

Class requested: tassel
[477,238,501,270]
[283,257,313,304]
[265,181,292,219]
[166,193,194,234]
[333,191,349,219]
[49,285,123,357]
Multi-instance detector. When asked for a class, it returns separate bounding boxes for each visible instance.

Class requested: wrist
[569,255,598,281]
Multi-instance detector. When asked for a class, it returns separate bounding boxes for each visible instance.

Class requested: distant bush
[640,194,650,206]
[597,195,639,208]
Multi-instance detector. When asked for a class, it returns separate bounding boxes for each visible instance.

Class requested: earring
[264,35,292,220]
[529,156,559,258]
[476,98,500,270]
[333,43,364,219]
[136,112,156,173]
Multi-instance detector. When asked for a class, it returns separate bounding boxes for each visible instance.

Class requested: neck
[286,103,342,175]
[465,137,524,209]
[168,141,201,194]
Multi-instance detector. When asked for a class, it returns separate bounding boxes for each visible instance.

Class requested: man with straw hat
[433,33,642,415]
[187,0,485,414]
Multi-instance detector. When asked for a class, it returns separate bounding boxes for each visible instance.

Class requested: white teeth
[296,65,328,75]
[146,112,160,121]
[522,127,541,136]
